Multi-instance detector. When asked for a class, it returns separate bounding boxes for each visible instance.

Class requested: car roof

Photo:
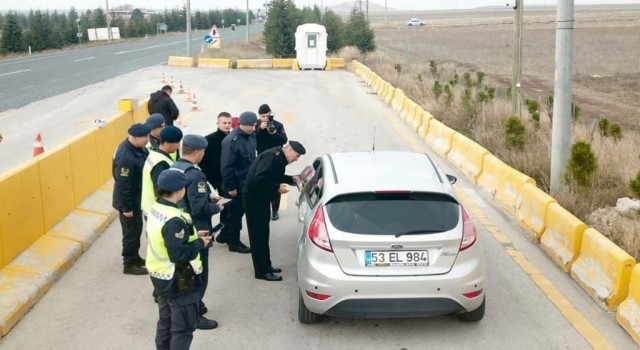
[320,151,455,201]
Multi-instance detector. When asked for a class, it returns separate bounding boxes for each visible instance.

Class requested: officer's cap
[238,111,258,125]
[160,126,183,143]
[128,123,151,137]
[288,141,306,155]
[182,134,208,150]
[146,113,165,129]
[258,104,271,115]
[157,169,186,192]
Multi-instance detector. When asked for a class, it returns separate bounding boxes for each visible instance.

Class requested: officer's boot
[123,261,148,275]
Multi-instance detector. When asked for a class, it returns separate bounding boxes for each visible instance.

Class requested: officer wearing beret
[112,123,150,275]
[145,113,166,152]
[244,141,306,281]
[218,112,257,254]
[172,134,222,330]
[146,169,212,349]
[256,104,288,221]
[141,126,183,217]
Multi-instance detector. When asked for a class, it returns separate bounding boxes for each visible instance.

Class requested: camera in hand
[267,121,276,133]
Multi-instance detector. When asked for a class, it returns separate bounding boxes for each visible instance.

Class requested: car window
[304,164,324,207]
[325,192,459,235]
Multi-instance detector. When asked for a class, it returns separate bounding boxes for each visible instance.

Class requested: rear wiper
[395,229,444,238]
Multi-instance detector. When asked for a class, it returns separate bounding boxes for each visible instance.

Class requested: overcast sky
[2,0,640,12]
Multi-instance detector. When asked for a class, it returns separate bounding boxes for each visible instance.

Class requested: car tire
[456,297,485,322]
[298,291,323,324]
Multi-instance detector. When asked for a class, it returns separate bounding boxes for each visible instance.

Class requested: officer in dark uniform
[244,141,306,281]
[112,122,150,275]
[256,104,288,221]
[146,169,211,349]
[218,111,257,254]
[200,112,233,191]
[172,134,222,330]
[145,113,165,152]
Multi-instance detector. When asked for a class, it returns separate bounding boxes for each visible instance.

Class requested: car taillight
[463,289,483,299]
[308,205,333,252]
[306,290,332,300]
[460,207,477,251]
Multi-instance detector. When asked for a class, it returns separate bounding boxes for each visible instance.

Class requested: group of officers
[111,95,306,349]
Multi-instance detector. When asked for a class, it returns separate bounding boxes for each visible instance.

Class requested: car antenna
[372,127,376,151]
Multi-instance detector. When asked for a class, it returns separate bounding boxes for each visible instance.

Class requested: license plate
[365,251,429,267]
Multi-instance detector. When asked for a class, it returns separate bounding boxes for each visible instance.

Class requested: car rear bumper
[297,241,486,318]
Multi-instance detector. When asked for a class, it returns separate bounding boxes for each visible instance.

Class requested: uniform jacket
[256,119,287,154]
[112,138,149,212]
[200,129,228,191]
[244,147,295,204]
[148,90,179,126]
[172,159,221,231]
[220,127,256,194]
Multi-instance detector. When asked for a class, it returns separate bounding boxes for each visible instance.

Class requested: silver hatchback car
[296,151,486,323]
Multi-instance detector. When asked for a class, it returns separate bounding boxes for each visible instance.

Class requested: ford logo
[391,244,403,249]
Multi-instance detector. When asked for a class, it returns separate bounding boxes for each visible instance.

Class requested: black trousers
[271,193,281,213]
[245,198,272,277]
[219,192,245,244]
[119,210,143,263]
[199,247,210,307]
[156,293,199,350]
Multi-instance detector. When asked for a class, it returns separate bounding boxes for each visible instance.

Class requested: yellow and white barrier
[570,228,635,310]
[540,203,587,272]
[417,110,433,139]
[391,89,407,115]
[167,56,195,67]
[236,59,273,69]
[423,119,455,157]
[515,183,556,239]
[446,133,489,182]
[617,264,640,344]
[198,58,231,68]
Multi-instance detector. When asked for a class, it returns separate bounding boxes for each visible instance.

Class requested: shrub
[463,72,472,88]
[598,117,610,137]
[477,91,489,104]
[504,115,526,150]
[609,123,623,142]
[630,171,640,198]
[565,141,597,188]
[525,99,540,127]
[444,84,454,107]
[417,74,422,83]
[394,63,402,76]
[476,71,485,86]
[429,60,437,78]
[485,86,495,101]
[432,81,443,101]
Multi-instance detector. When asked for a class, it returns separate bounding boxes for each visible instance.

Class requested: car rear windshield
[325,192,460,235]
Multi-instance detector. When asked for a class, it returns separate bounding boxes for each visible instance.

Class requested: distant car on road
[407,18,426,26]
[295,151,486,324]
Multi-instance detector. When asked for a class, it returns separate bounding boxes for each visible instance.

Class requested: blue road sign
[204,34,213,43]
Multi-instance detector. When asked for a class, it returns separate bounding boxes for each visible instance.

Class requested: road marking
[21,85,35,90]
[72,72,82,77]
[74,57,95,62]
[114,41,182,55]
[382,109,614,349]
[50,78,62,83]
[0,69,31,77]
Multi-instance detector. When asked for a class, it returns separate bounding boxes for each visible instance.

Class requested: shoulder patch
[120,167,130,177]
[174,229,185,239]
[197,182,207,193]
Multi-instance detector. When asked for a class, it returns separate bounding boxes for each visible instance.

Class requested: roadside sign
[204,34,213,43]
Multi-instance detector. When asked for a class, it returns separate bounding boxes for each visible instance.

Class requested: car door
[297,158,323,240]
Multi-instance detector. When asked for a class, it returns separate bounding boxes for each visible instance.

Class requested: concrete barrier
[391,90,407,115]
[167,56,195,67]
[400,99,418,125]
[198,58,231,68]
[328,57,346,69]
[540,203,587,272]
[515,183,556,239]
[570,228,635,310]
[446,133,489,182]
[495,166,535,214]
[476,154,506,198]
[417,110,433,139]
[68,129,100,207]
[411,106,425,131]
[236,59,273,69]
[37,144,76,232]
[95,111,132,181]
[133,100,148,124]
[423,119,455,157]
[383,84,396,105]
[617,264,640,345]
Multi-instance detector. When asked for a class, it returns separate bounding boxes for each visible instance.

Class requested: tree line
[0,7,253,55]
[263,0,375,58]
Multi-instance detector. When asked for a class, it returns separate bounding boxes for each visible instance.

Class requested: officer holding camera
[256,104,288,221]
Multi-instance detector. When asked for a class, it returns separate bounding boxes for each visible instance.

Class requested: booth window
[307,34,317,48]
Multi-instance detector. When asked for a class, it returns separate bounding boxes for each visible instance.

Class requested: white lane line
[72,72,82,77]
[50,78,62,83]
[21,85,35,90]
[114,41,182,55]
[74,56,95,62]
[0,69,32,77]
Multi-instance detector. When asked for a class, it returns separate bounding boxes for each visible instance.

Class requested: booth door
[305,32,320,66]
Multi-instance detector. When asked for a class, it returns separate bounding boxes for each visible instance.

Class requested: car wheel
[298,290,323,324]
[456,297,485,322]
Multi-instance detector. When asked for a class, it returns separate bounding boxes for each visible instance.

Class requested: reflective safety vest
[141,150,175,215]
[146,203,202,280]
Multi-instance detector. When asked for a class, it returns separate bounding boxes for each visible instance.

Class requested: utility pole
[246,0,250,43]
[186,0,192,56]
[385,0,387,25]
[550,0,575,192]
[366,0,369,20]
[106,0,111,43]
[511,0,523,117]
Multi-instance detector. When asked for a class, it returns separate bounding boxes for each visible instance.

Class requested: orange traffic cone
[160,72,166,83]
[33,133,45,157]
[184,89,192,102]
[175,117,185,127]
[190,93,200,111]
[177,81,185,94]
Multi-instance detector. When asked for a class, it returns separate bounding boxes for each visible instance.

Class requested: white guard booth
[295,23,327,70]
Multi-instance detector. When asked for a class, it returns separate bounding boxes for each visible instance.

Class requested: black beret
[289,141,306,155]
[182,134,208,150]
[238,111,258,125]
[157,169,186,192]
[128,123,151,137]
[146,113,165,129]
[160,126,183,143]
[258,104,271,115]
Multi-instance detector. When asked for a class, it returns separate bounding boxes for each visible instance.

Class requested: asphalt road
[0,67,635,349]
[0,24,262,113]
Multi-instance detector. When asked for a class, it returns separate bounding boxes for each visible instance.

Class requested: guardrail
[166,56,347,71]
[351,59,640,344]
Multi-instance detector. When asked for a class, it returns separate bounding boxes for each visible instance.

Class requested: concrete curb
[0,181,116,338]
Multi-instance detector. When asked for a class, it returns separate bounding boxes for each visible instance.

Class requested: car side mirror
[446,174,457,185]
